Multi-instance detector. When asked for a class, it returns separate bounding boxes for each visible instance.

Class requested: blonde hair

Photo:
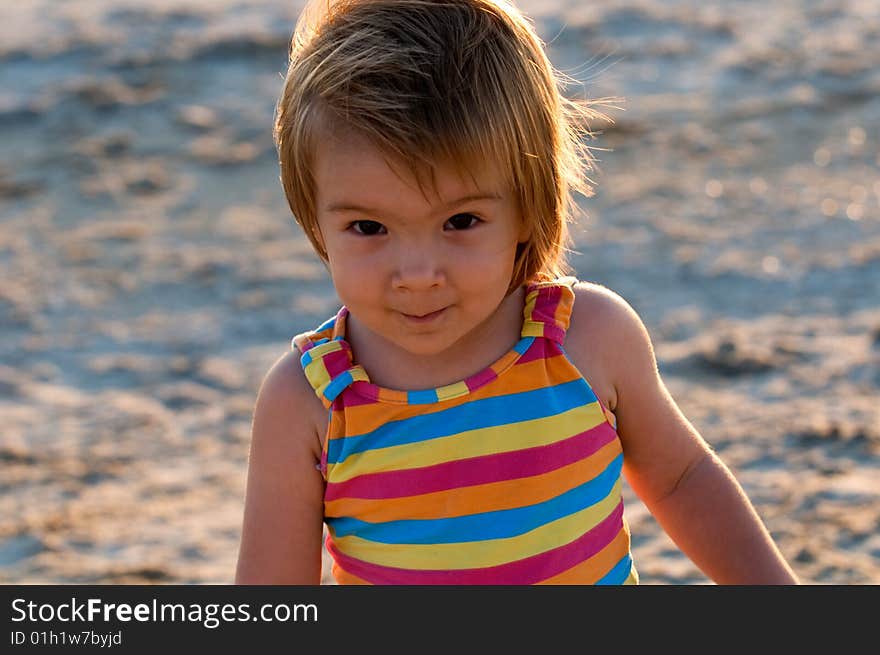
[274,0,610,290]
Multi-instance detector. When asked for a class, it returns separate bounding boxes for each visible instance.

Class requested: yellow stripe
[302,340,348,394]
[522,289,538,322]
[520,323,546,338]
[349,367,371,385]
[307,339,344,357]
[328,479,623,570]
[326,401,608,483]
[324,438,622,521]
[303,359,331,392]
[435,380,470,402]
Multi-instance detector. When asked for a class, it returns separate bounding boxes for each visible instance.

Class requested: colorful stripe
[324,420,618,502]
[537,527,632,584]
[326,377,599,466]
[324,438,622,522]
[326,402,609,483]
[333,345,584,432]
[326,454,623,544]
[326,499,626,584]
[329,490,623,572]
[293,277,637,585]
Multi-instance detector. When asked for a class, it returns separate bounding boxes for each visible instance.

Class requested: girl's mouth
[401,307,447,323]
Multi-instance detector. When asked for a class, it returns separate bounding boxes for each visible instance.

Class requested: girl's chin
[389,334,461,358]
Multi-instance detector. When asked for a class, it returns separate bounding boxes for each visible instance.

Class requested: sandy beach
[1,0,878,584]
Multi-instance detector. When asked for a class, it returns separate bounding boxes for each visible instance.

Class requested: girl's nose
[391,244,446,291]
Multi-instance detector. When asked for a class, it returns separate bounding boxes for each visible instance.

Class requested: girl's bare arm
[570,285,799,584]
[235,351,327,584]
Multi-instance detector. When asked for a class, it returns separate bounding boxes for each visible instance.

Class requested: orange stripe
[320,414,348,466]
[303,325,335,347]
[554,286,574,330]
[537,527,631,584]
[332,562,371,585]
[329,350,581,434]
[323,438,622,521]
[375,386,407,404]
[488,349,521,375]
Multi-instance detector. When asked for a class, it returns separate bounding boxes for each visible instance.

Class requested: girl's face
[314,127,529,360]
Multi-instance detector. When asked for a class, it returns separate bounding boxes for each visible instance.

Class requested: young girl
[235,0,799,585]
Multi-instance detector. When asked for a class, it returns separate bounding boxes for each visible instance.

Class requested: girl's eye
[445,213,481,231]
[350,220,386,236]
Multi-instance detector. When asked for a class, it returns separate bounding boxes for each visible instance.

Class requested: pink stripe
[542,324,565,344]
[322,347,352,378]
[340,384,377,407]
[294,336,314,354]
[530,284,560,320]
[327,500,625,584]
[529,285,566,343]
[324,419,617,501]
[464,367,497,391]
[514,337,561,365]
[515,336,546,364]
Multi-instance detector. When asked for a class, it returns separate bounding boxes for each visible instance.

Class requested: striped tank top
[293,277,638,585]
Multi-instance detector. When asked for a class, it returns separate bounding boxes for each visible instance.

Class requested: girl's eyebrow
[325,192,503,214]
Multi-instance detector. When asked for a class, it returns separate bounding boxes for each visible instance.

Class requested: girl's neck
[346,286,525,391]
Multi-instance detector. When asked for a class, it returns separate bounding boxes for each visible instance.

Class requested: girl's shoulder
[564,280,656,414]
[253,347,328,461]
[568,280,641,327]
[237,347,328,583]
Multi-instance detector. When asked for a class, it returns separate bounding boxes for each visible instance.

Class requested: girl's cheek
[327,248,387,286]
[325,234,384,262]
[449,237,519,265]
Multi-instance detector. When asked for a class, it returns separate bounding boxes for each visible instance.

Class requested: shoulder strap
[291,310,369,408]
[292,312,337,355]
[520,276,577,344]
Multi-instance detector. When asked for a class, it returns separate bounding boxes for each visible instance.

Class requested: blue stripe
[513,337,534,355]
[327,377,598,465]
[324,370,354,402]
[316,315,336,332]
[326,453,622,544]
[407,389,439,405]
[300,348,315,368]
[595,554,633,585]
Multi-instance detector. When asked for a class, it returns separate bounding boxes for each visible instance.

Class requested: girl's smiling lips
[399,307,448,323]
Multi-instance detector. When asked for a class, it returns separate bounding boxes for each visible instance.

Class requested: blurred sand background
[1,0,878,585]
